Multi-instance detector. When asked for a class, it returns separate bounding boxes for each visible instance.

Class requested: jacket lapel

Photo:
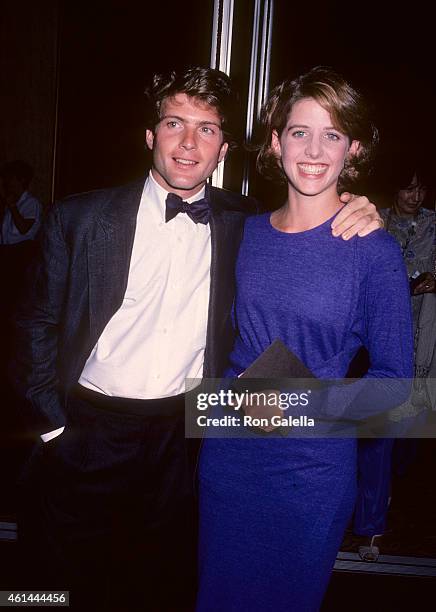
[204,186,246,377]
[88,178,144,343]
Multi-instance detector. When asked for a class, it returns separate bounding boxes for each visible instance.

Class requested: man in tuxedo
[14,67,382,610]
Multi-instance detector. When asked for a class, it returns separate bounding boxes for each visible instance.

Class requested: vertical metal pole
[210,0,235,188]
[257,0,274,121]
[50,1,61,204]
[210,0,221,70]
[241,0,274,196]
[241,0,261,196]
[209,0,274,194]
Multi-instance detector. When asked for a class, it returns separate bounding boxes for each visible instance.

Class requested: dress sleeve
[313,237,414,424]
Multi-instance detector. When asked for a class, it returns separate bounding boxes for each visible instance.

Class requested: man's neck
[149,168,206,200]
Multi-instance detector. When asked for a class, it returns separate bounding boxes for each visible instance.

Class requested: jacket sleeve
[11,203,70,435]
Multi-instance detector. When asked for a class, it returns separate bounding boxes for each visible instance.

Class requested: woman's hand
[332,193,383,240]
[241,390,284,432]
[410,272,436,295]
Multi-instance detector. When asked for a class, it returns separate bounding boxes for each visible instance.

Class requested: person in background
[354,163,436,561]
[0,159,42,322]
[0,160,42,364]
[0,160,43,528]
[0,160,42,245]
[383,166,436,303]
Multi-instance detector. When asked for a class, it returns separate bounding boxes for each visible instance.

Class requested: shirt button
[162,328,167,334]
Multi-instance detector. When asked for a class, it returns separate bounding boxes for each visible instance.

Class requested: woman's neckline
[267,207,343,237]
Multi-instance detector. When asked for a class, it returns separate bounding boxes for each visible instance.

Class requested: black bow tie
[165,192,211,225]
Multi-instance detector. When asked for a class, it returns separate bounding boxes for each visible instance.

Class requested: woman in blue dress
[196,67,413,612]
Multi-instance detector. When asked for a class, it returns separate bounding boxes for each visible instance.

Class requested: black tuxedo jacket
[13,177,258,434]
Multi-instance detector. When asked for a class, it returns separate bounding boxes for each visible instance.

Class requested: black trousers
[18,386,200,611]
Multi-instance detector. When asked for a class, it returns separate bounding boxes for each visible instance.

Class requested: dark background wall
[267,0,436,207]
[0,1,59,207]
[55,0,214,198]
[1,0,434,206]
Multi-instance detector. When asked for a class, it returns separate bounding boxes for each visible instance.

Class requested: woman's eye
[200,126,215,135]
[167,121,180,128]
[292,130,306,138]
[325,132,340,141]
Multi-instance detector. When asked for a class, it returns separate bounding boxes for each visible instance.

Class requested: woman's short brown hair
[256,66,378,188]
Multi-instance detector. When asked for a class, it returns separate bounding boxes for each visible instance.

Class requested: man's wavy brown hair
[256,66,378,190]
[144,67,239,149]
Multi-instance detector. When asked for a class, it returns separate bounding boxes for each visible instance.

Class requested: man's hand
[332,193,383,240]
[410,272,436,295]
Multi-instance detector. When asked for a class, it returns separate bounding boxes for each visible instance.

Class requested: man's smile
[173,158,198,166]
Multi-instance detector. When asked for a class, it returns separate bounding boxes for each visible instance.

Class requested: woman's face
[271,97,360,198]
[396,173,426,216]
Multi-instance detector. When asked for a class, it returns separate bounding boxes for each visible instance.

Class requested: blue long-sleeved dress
[197,212,413,612]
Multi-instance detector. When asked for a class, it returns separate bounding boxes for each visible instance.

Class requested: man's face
[145,93,228,198]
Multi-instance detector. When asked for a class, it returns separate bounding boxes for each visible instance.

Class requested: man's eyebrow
[160,114,222,128]
[198,120,222,128]
[159,114,184,122]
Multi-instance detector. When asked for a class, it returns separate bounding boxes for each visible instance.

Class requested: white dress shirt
[79,172,211,399]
